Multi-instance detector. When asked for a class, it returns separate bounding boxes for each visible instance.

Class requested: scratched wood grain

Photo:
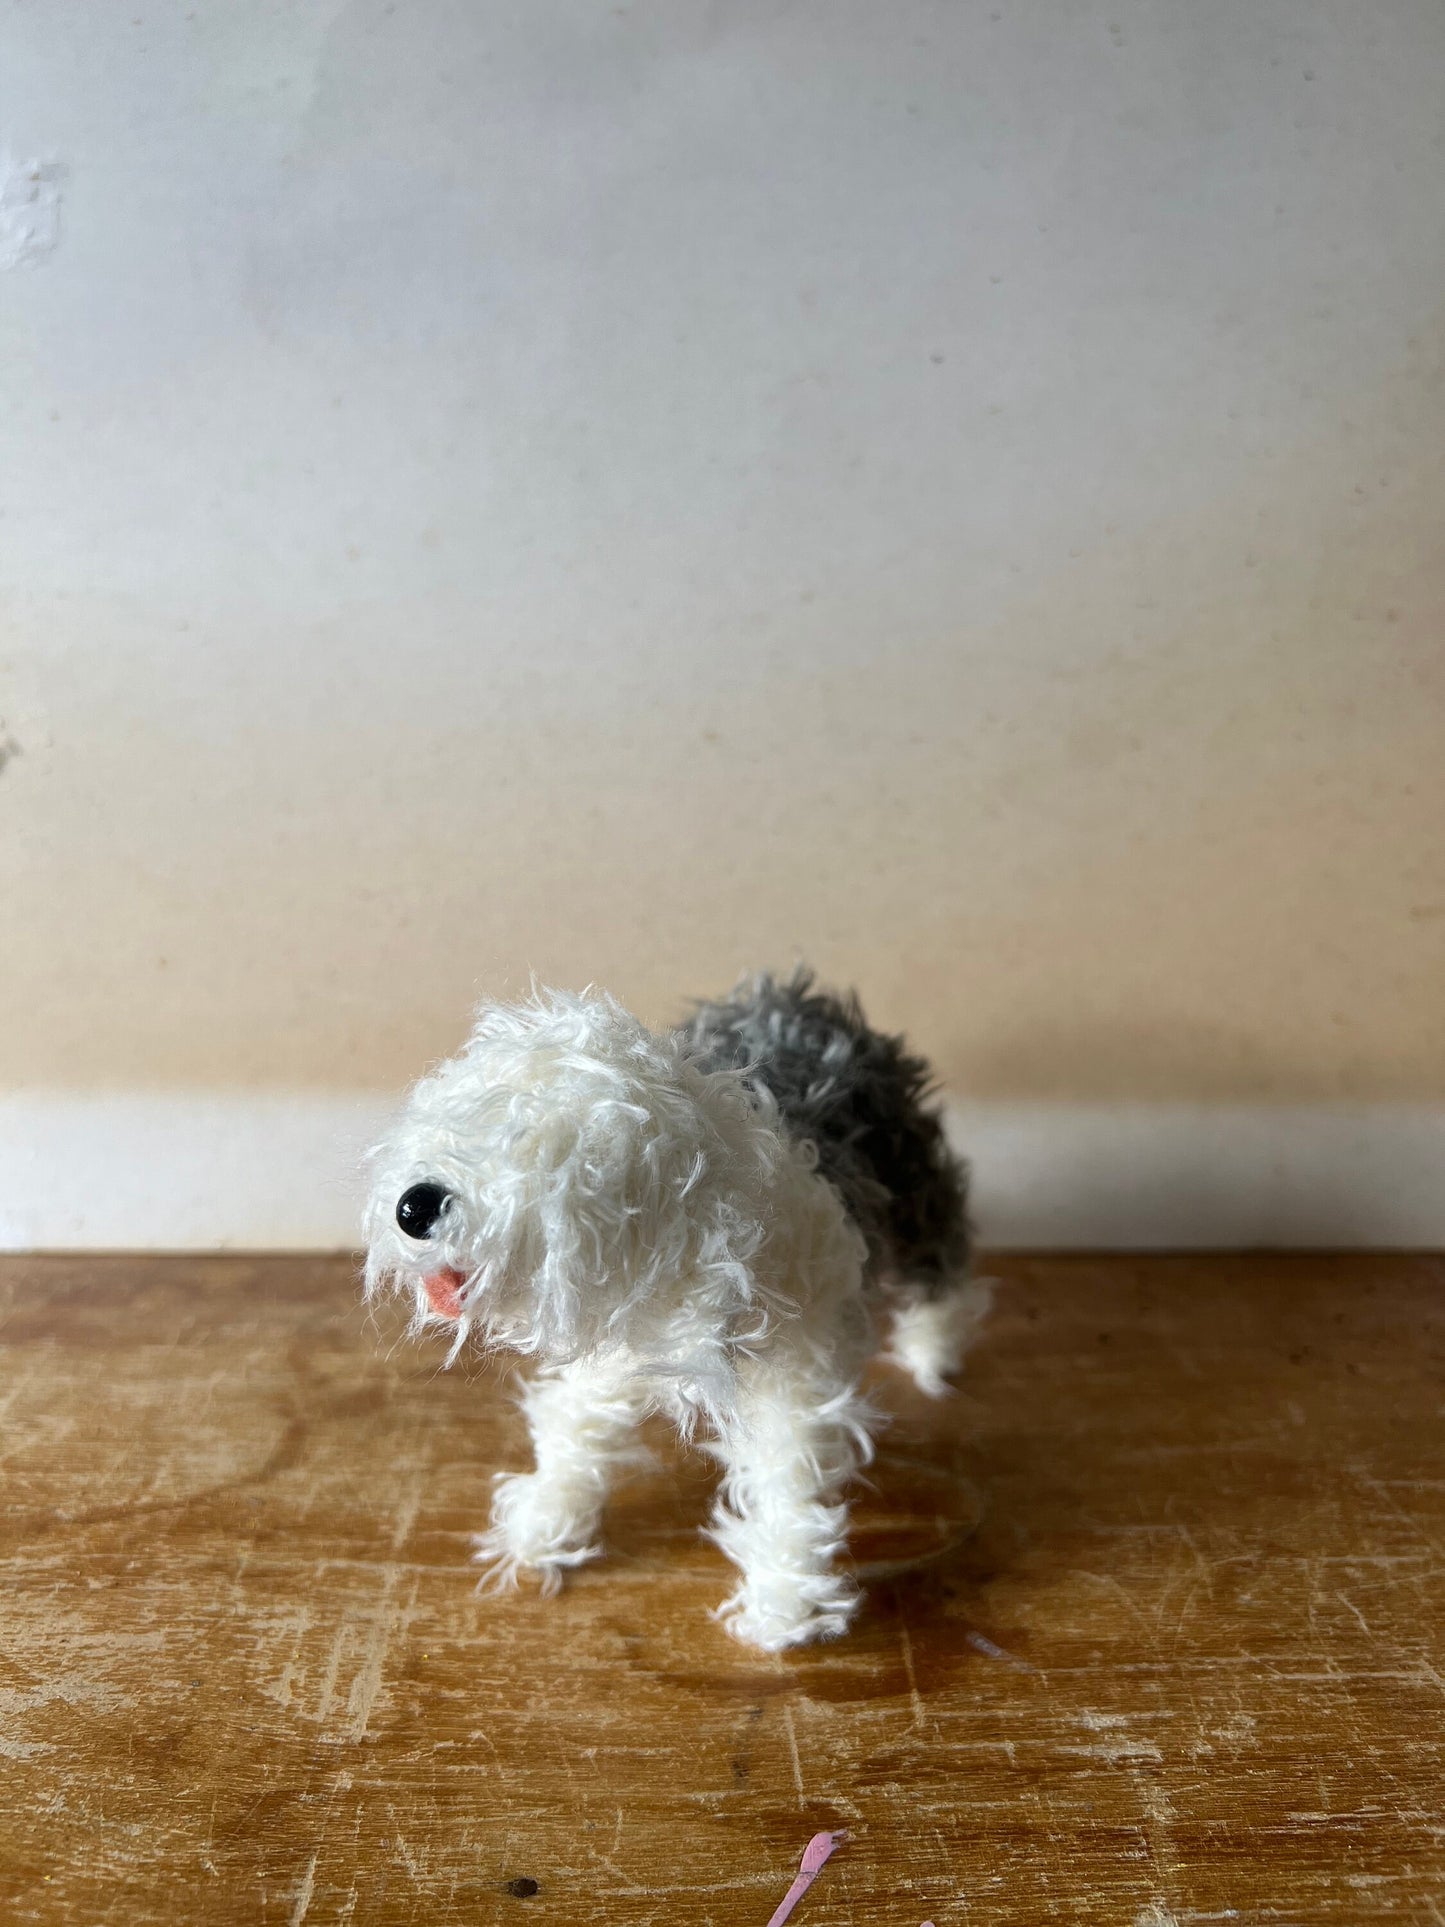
[0,1254,1441,1924]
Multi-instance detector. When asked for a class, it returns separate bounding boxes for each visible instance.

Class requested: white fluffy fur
[884,1276,997,1400]
[363,987,983,1651]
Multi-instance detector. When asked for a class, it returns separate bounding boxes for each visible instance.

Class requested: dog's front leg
[473,1352,648,1594]
[708,1356,875,1652]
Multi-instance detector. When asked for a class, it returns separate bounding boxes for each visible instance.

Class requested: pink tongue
[423,1269,466,1319]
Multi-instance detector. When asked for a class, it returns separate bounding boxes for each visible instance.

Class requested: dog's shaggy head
[363,987,786,1362]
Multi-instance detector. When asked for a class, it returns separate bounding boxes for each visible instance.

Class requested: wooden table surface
[0,1253,1441,1925]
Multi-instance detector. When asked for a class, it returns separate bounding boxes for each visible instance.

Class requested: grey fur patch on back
[678,968,971,1290]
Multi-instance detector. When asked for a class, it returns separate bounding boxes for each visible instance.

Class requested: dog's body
[363,970,988,1651]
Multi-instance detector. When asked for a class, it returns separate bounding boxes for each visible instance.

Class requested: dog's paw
[471,1473,603,1596]
[715,1573,861,1652]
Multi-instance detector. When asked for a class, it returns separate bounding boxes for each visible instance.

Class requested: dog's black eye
[396,1182,451,1240]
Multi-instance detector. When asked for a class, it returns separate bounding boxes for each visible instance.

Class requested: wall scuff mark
[0,156,64,269]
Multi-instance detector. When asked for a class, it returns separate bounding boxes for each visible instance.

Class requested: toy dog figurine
[363,969,988,1651]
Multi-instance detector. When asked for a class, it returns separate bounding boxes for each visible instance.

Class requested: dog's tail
[882,1273,996,1399]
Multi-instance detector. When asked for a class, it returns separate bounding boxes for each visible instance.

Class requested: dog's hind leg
[472,1352,650,1594]
[707,1358,876,1651]
[883,1274,996,1399]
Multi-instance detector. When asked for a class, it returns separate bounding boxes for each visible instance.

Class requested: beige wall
[4,0,1443,1113]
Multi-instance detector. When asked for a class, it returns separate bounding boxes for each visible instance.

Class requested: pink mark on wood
[766,1830,847,1927]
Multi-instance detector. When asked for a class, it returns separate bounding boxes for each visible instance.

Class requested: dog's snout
[396,1182,452,1241]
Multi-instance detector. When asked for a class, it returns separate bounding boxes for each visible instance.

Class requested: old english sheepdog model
[363,969,989,1652]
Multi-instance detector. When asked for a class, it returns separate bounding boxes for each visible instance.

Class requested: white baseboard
[0,1093,1439,1252]
[0,1094,387,1251]
[945,1101,1443,1250]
